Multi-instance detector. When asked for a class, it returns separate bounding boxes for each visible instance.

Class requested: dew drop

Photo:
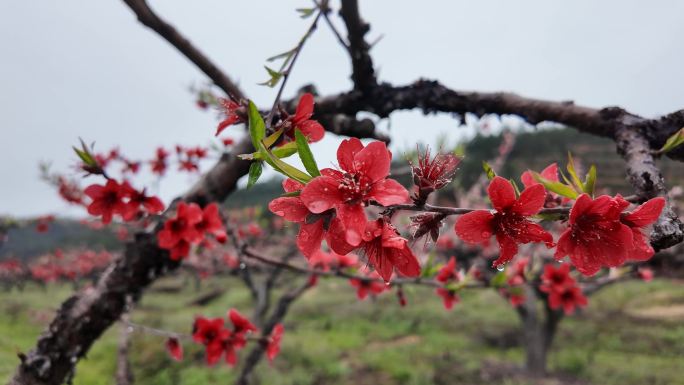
[496,265,505,272]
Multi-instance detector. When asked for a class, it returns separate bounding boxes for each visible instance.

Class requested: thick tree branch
[310,79,683,249]
[615,126,684,249]
[339,0,377,92]
[122,0,245,99]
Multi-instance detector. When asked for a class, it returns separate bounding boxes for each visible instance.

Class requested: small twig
[236,279,312,385]
[265,5,326,127]
[318,1,350,52]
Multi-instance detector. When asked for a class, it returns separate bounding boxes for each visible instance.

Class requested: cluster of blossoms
[84,179,164,224]
[85,144,219,178]
[270,138,420,282]
[0,259,24,280]
[4,250,114,284]
[540,264,588,314]
[57,176,85,205]
[266,122,667,286]
[158,202,227,260]
[456,168,666,276]
[176,145,208,173]
[191,309,283,365]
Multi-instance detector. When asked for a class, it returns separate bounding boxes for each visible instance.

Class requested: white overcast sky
[1,1,683,218]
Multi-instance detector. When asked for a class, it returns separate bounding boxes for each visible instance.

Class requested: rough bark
[615,125,684,249]
[115,312,134,385]
[517,286,547,376]
[339,0,377,92]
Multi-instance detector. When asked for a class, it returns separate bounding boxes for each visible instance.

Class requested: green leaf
[272,143,298,159]
[72,138,97,167]
[247,101,266,151]
[258,66,283,88]
[583,165,597,196]
[72,147,91,165]
[239,142,298,161]
[566,152,584,192]
[482,161,496,180]
[260,140,312,184]
[657,127,684,154]
[266,48,295,62]
[247,162,263,189]
[263,127,284,148]
[532,172,579,199]
[294,129,321,177]
[296,7,315,18]
[490,271,507,288]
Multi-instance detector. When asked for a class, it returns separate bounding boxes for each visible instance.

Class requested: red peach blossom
[359,219,421,282]
[158,202,204,260]
[435,288,460,310]
[266,324,284,362]
[435,256,459,283]
[548,285,588,315]
[539,263,575,294]
[216,98,244,136]
[455,177,554,268]
[283,93,325,143]
[620,197,665,261]
[84,179,128,224]
[269,179,355,258]
[554,194,633,276]
[349,270,387,300]
[301,138,409,246]
[166,337,183,361]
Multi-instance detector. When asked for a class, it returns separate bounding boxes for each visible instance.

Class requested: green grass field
[1,276,683,385]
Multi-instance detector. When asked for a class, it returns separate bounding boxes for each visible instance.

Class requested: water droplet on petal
[496,265,505,272]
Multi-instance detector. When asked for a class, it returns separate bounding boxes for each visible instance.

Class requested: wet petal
[454,210,494,244]
[300,176,343,213]
[268,197,309,222]
[336,138,364,173]
[354,141,391,182]
[368,179,409,206]
[512,184,546,216]
[488,176,516,211]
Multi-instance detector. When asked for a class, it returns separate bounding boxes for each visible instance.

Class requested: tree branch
[236,280,311,385]
[339,0,377,92]
[122,0,245,99]
[615,126,684,249]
